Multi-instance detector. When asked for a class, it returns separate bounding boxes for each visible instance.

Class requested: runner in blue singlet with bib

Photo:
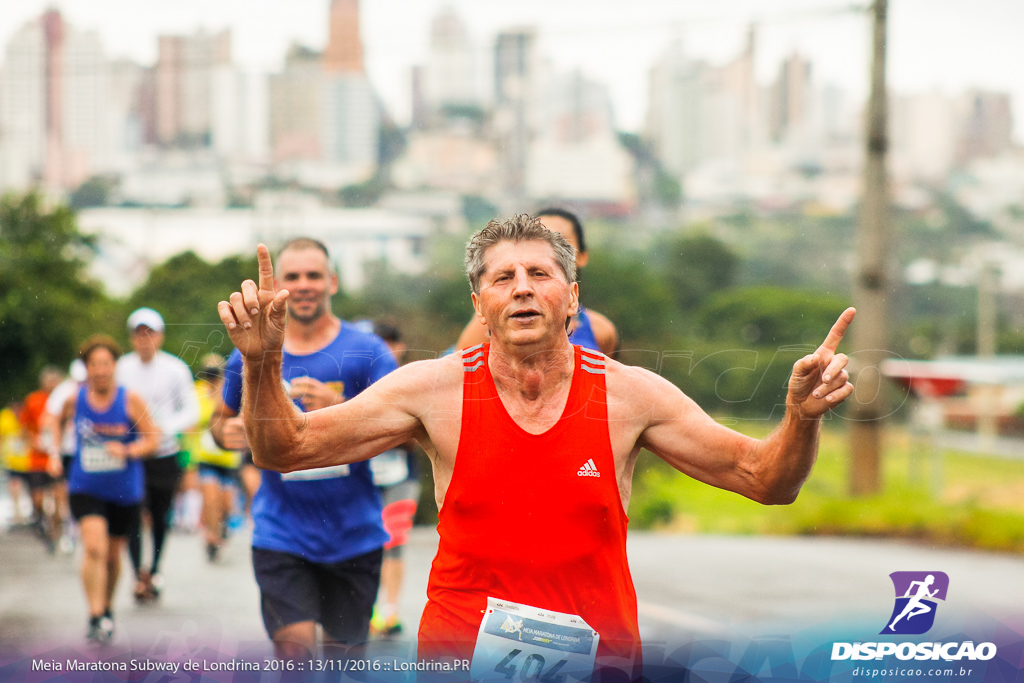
[52,335,161,645]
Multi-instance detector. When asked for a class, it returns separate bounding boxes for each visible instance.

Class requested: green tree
[69,175,116,209]
[659,233,738,312]
[697,287,848,346]
[0,193,113,402]
[125,251,258,370]
[581,247,675,344]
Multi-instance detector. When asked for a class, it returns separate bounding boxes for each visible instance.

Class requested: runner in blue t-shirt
[211,237,397,661]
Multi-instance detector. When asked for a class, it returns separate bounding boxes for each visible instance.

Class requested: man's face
[85,348,117,392]
[130,326,163,362]
[472,240,578,347]
[276,247,338,324]
[538,214,589,269]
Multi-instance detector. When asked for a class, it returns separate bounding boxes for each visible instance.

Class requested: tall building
[269,45,324,162]
[0,17,46,190]
[493,28,542,196]
[154,29,231,147]
[0,10,109,192]
[768,52,813,145]
[958,90,1014,164]
[322,74,378,171]
[107,59,146,172]
[324,0,363,74]
[527,70,635,206]
[212,66,269,164]
[425,7,478,113]
[268,0,378,186]
[645,40,709,177]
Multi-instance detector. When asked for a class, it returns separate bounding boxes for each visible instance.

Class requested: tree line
[4,191,1020,417]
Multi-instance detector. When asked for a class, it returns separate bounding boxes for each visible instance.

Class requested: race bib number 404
[470,597,598,683]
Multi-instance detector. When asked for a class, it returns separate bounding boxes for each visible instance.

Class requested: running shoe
[206,543,219,562]
[369,610,403,638]
[86,615,114,645]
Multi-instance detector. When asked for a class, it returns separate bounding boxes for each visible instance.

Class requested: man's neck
[488,338,574,402]
[284,313,341,355]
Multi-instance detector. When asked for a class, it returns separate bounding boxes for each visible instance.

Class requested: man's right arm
[218,244,428,473]
[241,355,429,473]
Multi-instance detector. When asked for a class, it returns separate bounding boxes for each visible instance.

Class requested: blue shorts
[197,463,239,487]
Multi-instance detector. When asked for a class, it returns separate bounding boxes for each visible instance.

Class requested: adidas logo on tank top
[578,458,601,477]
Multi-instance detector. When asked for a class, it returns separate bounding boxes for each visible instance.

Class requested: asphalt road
[3,513,1024,663]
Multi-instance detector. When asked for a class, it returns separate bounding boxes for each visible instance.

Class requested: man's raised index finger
[257,243,275,292]
[820,307,856,352]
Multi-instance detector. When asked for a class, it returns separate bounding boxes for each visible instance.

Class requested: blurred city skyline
[2,0,1022,138]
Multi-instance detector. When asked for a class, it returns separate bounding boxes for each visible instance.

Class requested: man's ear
[568,282,580,316]
[471,292,488,330]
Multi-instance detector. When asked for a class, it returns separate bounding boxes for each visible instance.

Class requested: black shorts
[9,470,54,491]
[69,493,141,537]
[143,454,184,491]
[59,455,74,482]
[252,546,382,644]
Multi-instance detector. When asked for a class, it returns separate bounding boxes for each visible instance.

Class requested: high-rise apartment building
[0,10,109,192]
[425,7,478,113]
[958,90,1013,164]
[324,0,363,74]
[527,70,634,205]
[493,28,541,196]
[154,29,231,147]
[268,0,377,185]
[647,30,764,179]
[768,52,813,145]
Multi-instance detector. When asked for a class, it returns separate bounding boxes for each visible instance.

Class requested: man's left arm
[630,308,855,505]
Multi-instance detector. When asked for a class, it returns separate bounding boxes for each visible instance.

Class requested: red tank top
[418,344,640,666]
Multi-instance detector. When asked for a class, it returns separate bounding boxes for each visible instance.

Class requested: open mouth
[510,309,541,322]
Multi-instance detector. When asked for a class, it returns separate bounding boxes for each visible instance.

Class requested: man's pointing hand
[218,244,290,360]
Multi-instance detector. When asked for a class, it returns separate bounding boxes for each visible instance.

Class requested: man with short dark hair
[212,237,397,660]
[219,215,856,677]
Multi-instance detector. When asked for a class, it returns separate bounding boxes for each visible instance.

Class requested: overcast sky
[2,0,1022,138]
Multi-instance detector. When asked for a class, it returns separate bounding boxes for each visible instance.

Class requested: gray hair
[464,214,577,294]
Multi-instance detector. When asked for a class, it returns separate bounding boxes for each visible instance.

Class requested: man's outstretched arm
[630,307,856,505]
[217,244,422,472]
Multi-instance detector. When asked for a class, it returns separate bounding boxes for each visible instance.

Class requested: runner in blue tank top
[456,208,618,355]
[211,237,397,660]
[51,335,160,645]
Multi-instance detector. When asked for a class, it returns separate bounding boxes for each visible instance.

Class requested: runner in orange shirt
[19,365,65,551]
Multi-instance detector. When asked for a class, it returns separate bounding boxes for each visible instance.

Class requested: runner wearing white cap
[115,307,199,602]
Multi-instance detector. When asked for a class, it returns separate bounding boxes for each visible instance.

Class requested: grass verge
[628,422,1024,552]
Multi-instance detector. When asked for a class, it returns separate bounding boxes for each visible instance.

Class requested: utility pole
[849,0,889,496]
[977,262,998,443]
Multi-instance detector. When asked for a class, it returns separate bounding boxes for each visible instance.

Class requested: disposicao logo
[830,571,997,663]
[881,571,948,635]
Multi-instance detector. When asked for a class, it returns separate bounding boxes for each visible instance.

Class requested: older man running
[218,215,855,677]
